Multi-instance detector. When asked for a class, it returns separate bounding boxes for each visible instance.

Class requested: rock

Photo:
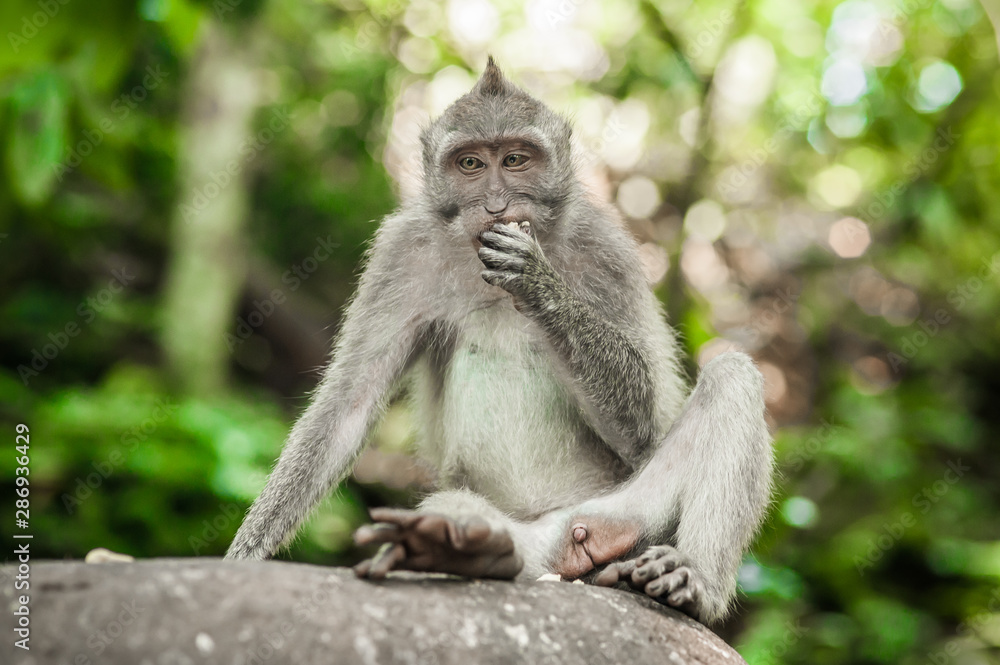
[84,547,135,564]
[1,558,746,665]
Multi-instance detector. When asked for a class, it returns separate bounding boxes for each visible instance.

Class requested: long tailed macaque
[227,58,773,624]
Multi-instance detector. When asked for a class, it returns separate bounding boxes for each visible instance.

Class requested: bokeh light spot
[684,199,727,242]
[828,216,871,258]
[813,165,863,208]
[782,496,819,528]
[448,0,499,46]
[914,60,963,112]
[822,58,868,106]
[617,176,660,219]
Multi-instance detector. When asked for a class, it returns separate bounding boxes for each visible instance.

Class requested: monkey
[226,57,773,625]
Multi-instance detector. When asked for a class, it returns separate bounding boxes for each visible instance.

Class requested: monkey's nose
[484,199,508,215]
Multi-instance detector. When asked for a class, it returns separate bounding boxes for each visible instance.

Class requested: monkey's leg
[583,352,773,623]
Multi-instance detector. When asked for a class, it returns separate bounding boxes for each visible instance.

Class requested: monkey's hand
[478,223,562,312]
[594,544,708,620]
[352,508,523,581]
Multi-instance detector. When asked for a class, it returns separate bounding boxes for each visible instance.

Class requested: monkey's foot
[352,508,523,581]
[552,515,642,580]
[594,544,706,619]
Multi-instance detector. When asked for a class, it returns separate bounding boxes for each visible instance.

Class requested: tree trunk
[161,21,259,396]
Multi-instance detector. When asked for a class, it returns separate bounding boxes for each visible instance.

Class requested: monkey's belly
[434,340,618,517]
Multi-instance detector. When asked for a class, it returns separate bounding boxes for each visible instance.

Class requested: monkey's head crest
[419,57,574,183]
[473,55,512,97]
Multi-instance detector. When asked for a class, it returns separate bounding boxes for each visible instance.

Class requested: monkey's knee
[699,352,763,392]
[687,352,768,426]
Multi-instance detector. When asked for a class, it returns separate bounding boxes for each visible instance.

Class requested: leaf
[6,69,68,205]
[161,0,207,57]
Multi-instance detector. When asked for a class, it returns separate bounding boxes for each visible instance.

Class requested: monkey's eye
[458,156,485,171]
[503,154,528,168]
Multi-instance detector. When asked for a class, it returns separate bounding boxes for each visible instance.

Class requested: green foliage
[6,70,68,204]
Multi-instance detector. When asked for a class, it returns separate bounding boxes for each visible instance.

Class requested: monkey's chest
[432,327,608,516]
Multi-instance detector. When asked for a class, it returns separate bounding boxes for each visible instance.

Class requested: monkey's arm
[227,219,428,560]
[479,224,658,464]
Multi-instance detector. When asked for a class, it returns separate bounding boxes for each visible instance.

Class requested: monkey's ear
[419,129,434,171]
[475,55,509,98]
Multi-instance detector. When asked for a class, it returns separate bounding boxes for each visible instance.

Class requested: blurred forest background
[1,0,999,662]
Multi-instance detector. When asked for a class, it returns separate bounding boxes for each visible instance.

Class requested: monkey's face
[419,60,575,247]
[441,138,558,245]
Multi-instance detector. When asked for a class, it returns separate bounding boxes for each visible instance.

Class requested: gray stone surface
[1,558,746,665]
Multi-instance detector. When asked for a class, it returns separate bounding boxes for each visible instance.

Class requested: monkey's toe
[665,578,702,609]
[593,558,637,587]
[410,512,451,543]
[632,547,705,618]
[353,522,402,547]
[369,507,422,527]
[455,516,502,551]
[409,514,495,553]
[658,567,704,611]
[632,545,685,583]
[354,542,407,580]
[644,565,687,595]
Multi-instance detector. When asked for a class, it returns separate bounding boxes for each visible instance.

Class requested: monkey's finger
[367,542,407,580]
[353,522,403,546]
[480,229,532,255]
[481,270,519,291]
[478,247,526,272]
[486,222,529,238]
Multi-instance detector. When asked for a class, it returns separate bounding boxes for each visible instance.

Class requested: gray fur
[227,59,773,625]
